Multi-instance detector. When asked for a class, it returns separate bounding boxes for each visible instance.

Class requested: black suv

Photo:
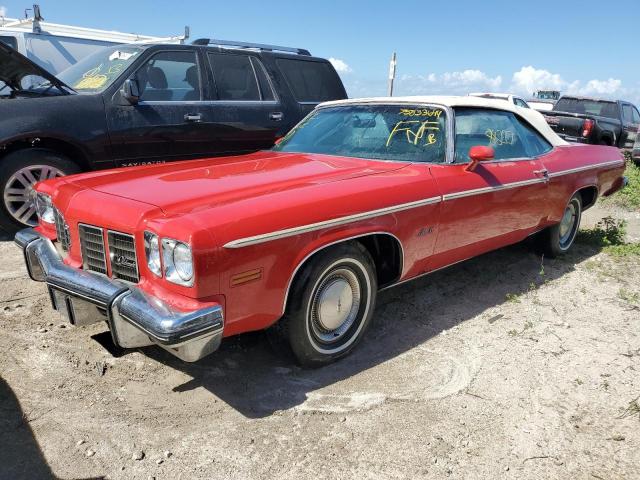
[0,39,347,232]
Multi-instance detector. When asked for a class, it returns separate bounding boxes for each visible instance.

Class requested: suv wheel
[0,149,80,234]
[277,242,377,367]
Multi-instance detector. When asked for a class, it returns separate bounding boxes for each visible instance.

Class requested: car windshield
[55,45,146,93]
[273,104,447,163]
[536,91,559,100]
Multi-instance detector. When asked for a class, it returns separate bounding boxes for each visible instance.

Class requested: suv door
[106,49,215,167]
[200,52,283,155]
[429,108,551,268]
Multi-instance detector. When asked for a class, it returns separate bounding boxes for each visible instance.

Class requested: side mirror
[120,78,140,105]
[466,145,495,172]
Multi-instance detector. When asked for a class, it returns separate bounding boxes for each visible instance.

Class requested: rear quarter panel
[543,144,625,222]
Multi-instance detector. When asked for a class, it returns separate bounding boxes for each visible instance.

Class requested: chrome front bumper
[15,228,224,362]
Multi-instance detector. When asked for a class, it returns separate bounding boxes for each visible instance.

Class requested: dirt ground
[1,202,638,480]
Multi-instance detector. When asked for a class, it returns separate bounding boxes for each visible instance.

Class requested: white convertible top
[319,95,568,147]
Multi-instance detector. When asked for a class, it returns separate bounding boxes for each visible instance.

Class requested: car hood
[65,151,410,216]
[0,42,73,95]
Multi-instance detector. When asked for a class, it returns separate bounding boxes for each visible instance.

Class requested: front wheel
[536,194,582,258]
[0,149,80,234]
[278,242,377,367]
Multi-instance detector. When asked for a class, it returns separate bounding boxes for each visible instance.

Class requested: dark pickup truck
[543,96,639,149]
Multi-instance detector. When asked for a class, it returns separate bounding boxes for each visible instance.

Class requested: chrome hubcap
[311,268,361,343]
[3,165,63,226]
[559,202,577,246]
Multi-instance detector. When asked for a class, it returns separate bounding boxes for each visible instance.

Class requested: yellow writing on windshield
[485,129,516,145]
[74,75,107,89]
[386,120,440,147]
[73,62,123,90]
[399,108,443,118]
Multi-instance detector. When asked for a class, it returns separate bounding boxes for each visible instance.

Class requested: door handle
[533,169,549,181]
[184,113,202,122]
[269,112,284,121]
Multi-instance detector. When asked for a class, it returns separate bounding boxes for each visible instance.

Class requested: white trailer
[0,4,188,75]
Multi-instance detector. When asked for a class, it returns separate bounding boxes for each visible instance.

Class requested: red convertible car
[16,96,627,367]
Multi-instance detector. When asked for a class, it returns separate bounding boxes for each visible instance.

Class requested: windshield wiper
[29,80,76,95]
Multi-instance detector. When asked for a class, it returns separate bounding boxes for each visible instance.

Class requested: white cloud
[342,64,638,105]
[397,69,502,96]
[329,58,352,74]
[0,6,7,17]
[510,66,623,98]
[511,66,568,94]
[578,78,622,96]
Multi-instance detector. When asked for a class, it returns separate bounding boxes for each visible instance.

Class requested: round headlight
[172,243,193,281]
[144,231,161,277]
[35,192,55,224]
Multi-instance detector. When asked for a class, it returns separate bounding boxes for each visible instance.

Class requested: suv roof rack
[192,38,311,56]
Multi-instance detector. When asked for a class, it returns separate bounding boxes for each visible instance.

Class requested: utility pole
[388,52,397,97]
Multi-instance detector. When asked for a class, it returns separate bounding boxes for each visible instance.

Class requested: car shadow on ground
[0,377,55,479]
[135,241,601,419]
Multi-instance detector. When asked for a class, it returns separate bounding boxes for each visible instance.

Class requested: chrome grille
[53,207,71,252]
[78,224,107,274]
[107,231,139,283]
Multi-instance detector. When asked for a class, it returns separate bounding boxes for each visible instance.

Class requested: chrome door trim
[442,177,546,201]
[547,159,623,178]
[223,196,441,249]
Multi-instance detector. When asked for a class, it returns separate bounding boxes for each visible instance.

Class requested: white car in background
[469,92,531,109]
[527,100,554,112]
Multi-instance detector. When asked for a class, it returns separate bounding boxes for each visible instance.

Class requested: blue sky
[1,0,639,103]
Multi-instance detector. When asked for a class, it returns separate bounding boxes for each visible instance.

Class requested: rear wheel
[536,194,582,258]
[276,242,377,367]
[0,149,80,234]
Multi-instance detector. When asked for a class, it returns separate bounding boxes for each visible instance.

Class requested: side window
[622,104,634,123]
[514,98,530,108]
[514,117,553,157]
[208,53,260,101]
[251,57,275,101]
[276,59,345,103]
[0,36,18,49]
[137,51,200,102]
[454,108,530,162]
[633,107,640,124]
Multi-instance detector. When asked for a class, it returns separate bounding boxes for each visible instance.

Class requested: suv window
[633,107,640,124]
[0,36,17,49]
[208,53,262,101]
[276,59,344,103]
[514,98,530,108]
[622,104,634,123]
[251,57,275,101]
[137,50,200,102]
[454,108,532,162]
